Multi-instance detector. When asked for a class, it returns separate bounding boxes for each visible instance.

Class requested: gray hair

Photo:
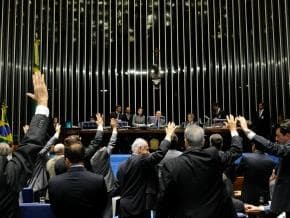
[0,142,12,156]
[184,125,205,147]
[209,134,223,150]
[131,138,148,153]
[54,143,65,154]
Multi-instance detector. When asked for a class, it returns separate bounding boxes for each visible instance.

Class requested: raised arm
[238,116,290,157]
[84,113,104,159]
[5,72,49,186]
[38,123,61,157]
[218,115,243,167]
[141,122,176,167]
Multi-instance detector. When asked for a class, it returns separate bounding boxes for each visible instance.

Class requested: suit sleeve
[157,160,173,218]
[84,130,104,159]
[141,139,170,168]
[219,135,243,167]
[253,135,290,157]
[6,114,49,189]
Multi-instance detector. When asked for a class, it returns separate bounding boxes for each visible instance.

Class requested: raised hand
[166,122,177,137]
[237,116,249,131]
[224,114,237,131]
[26,71,48,107]
[54,123,61,138]
[110,118,118,130]
[95,113,104,126]
[23,124,29,134]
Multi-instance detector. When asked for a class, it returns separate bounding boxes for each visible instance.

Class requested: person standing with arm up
[238,116,290,217]
[0,71,50,218]
[158,115,242,218]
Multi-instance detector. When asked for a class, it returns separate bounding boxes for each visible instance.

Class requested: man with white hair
[0,72,49,218]
[158,115,243,218]
[114,122,176,218]
[46,143,65,178]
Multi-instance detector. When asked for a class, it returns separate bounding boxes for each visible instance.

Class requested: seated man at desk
[147,110,166,128]
[182,113,198,128]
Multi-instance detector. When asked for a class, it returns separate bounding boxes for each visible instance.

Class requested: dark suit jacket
[120,113,133,126]
[54,130,104,174]
[114,139,170,217]
[147,116,166,128]
[253,135,290,213]
[0,114,49,218]
[253,110,270,137]
[48,166,107,218]
[158,136,242,218]
[237,152,276,204]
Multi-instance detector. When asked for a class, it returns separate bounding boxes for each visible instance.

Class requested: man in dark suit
[158,115,243,218]
[114,122,176,218]
[0,72,50,218]
[253,101,270,138]
[147,110,166,128]
[121,106,133,126]
[238,117,290,217]
[212,102,227,120]
[110,105,122,120]
[237,143,276,205]
[48,135,108,218]
[54,113,105,174]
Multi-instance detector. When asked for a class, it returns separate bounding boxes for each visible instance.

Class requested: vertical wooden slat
[201,0,206,123]
[232,0,238,116]
[277,0,286,117]
[17,0,24,140]
[11,0,18,136]
[245,0,251,119]
[52,0,56,118]
[64,0,68,121]
[164,0,168,121]
[189,0,193,114]
[102,0,106,114]
[258,0,265,101]
[58,0,62,121]
[270,0,279,120]
[0,0,5,98]
[83,0,87,120]
[194,0,199,121]
[182,0,187,122]
[264,0,272,117]
[208,0,213,118]
[71,0,75,123]
[285,0,290,106]
[176,0,180,124]
[238,0,245,115]
[4,0,11,102]
[170,0,174,121]
[251,0,258,113]
[109,0,112,113]
[146,0,149,116]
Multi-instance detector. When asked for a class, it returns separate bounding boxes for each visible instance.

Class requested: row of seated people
[1,72,290,218]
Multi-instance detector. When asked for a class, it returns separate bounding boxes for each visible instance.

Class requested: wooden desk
[62,127,233,153]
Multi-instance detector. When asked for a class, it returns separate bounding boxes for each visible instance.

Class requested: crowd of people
[1,72,290,218]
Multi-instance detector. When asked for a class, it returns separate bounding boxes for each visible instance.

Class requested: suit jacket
[120,113,133,126]
[253,135,290,213]
[237,152,276,204]
[48,166,107,218]
[158,136,242,218]
[114,139,170,217]
[54,129,104,174]
[90,132,117,192]
[0,114,49,218]
[147,116,166,128]
[253,110,270,137]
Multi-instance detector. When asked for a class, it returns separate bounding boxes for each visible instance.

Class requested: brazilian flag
[0,103,13,143]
